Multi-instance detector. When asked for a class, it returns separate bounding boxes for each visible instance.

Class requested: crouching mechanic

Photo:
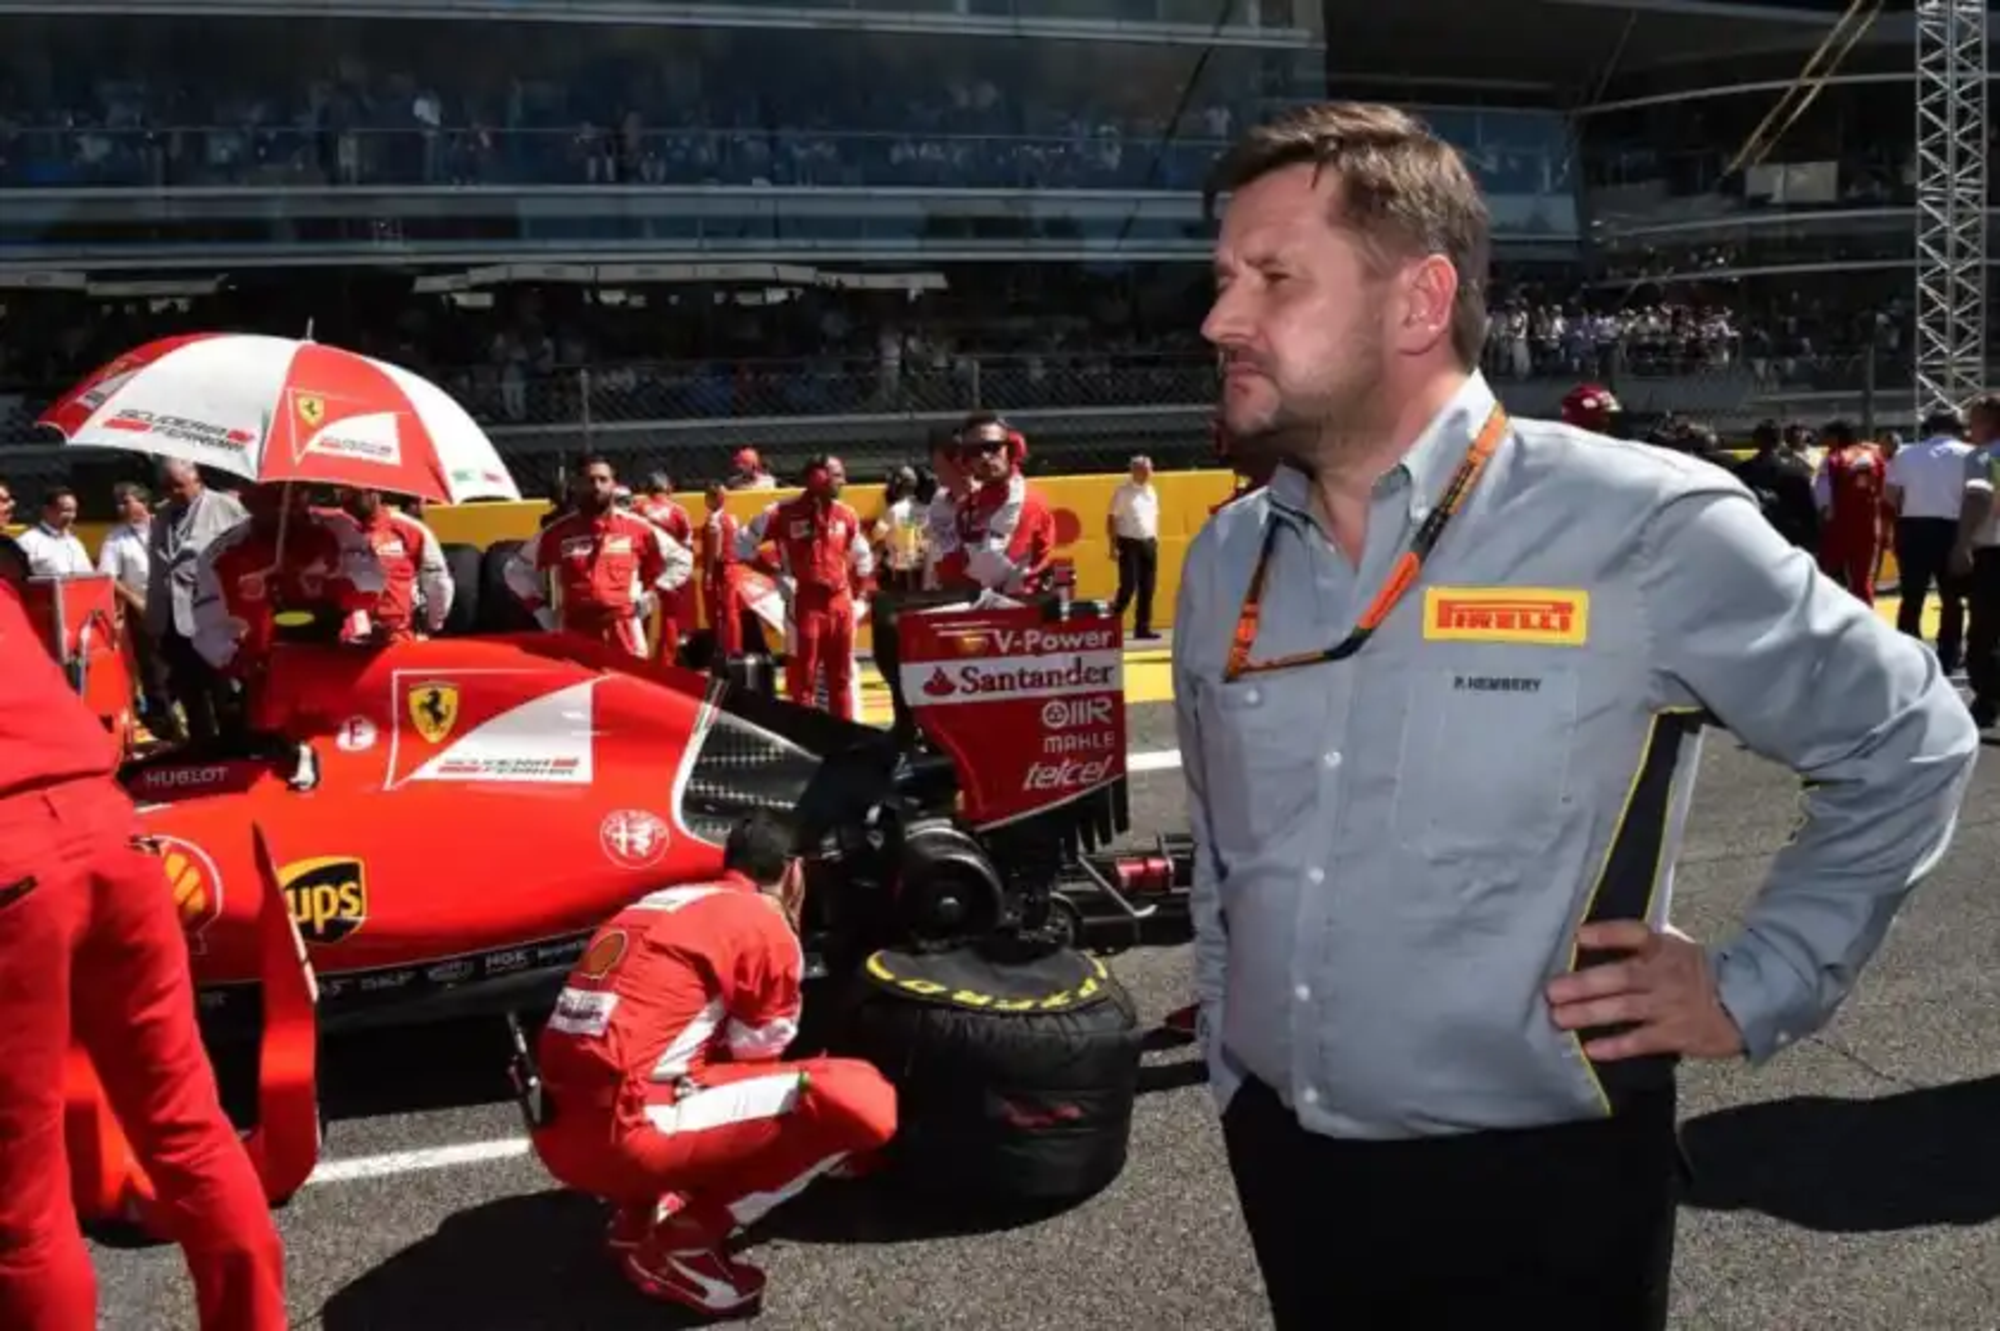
[504,456,694,658]
[529,810,898,1316]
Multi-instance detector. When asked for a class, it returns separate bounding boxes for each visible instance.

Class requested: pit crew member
[922,428,972,590]
[529,810,897,1316]
[319,487,454,642]
[932,413,1057,595]
[504,456,694,658]
[728,448,777,491]
[1812,419,1889,603]
[0,543,287,1331]
[190,484,385,679]
[700,482,747,661]
[737,457,873,719]
[634,472,696,663]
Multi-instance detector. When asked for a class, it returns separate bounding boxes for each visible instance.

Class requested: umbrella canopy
[37,332,522,505]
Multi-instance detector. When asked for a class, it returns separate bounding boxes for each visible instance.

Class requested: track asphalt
[94,603,2000,1330]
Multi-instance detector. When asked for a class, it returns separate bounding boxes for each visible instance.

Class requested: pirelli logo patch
[1422,587,1590,646]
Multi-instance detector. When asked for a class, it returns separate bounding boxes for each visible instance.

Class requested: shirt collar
[1265,371,1500,527]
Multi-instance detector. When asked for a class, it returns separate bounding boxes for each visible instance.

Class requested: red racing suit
[504,508,694,658]
[634,496,696,661]
[933,473,1057,594]
[190,515,384,676]
[0,578,286,1331]
[739,496,873,719]
[530,878,897,1252]
[700,510,746,659]
[1813,442,1888,603]
[317,506,454,641]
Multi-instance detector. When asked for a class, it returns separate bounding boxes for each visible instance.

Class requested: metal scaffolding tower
[1914,0,1988,417]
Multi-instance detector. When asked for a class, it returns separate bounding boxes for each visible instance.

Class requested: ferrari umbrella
[36,332,522,504]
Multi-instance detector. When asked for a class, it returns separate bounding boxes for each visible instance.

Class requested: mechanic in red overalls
[529,810,897,1317]
[932,413,1057,594]
[0,535,288,1331]
[1813,419,1888,603]
[318,488,455,642]
[504,456,694,658]
[699,482,747,661]
[633,473,695,664]
[191,484,383,681]
[738,457,873,719]
[728,448,777,492]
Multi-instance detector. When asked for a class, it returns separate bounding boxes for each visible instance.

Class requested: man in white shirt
[1888,410,1975,671]
[14,487,92,578]
[97,481,179,737]
[1107,454,1161,640]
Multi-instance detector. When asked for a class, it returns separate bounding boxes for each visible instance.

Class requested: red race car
[40,587,1194,1230]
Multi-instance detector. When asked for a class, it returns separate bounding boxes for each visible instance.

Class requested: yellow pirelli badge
[1422,587,1590,646]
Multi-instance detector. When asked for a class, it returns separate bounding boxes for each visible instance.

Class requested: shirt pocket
[1391,665,1581,863]
[1197,678,1323,859]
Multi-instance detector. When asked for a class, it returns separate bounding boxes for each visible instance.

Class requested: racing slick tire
[834,942,1142,1204]
[439,542,483,636]
[478,539,538,633]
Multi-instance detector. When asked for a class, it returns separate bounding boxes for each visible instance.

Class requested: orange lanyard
[1224,403,1510,682]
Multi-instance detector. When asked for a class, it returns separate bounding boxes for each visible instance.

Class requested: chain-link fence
[0,345,1945,509]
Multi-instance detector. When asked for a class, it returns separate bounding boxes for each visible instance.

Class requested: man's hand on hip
[1544,920,1746,1061]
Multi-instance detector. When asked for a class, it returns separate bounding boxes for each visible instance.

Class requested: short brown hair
[1205,101,1492,369]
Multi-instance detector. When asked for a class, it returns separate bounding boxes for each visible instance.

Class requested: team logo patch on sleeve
[1423,588,1590,646]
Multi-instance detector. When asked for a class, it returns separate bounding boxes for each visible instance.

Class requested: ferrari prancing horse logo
[407,682,460,744]
[297,393,325,428]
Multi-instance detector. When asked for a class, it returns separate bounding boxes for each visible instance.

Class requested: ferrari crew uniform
[738,496,873,719]
[504,509,694,658]
[531,878,897,1314]
[1814,441,1890,602]
[0,576,287,1331]
[933,473,1057,594]
[318,505,453,641]
[190,516,384,675]
[635,495,696,662]
[700,508,747,659]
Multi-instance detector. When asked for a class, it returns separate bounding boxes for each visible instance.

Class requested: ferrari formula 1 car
[42,581,1195,1227]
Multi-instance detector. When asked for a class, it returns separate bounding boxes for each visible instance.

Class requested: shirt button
[1323,751,1342,769]
[1294,984,1311,1002]
[1244,687,1261,705]
[1300,1086,1320,1106]
[1306,866,1325,884]
[1774,1030,1792,1048]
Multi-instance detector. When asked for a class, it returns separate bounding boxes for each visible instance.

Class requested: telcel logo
[1041,696,1114,731]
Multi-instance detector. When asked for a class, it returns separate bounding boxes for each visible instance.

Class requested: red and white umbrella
[37,332,522,504]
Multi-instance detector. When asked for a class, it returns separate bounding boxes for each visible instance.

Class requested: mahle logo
[280,857,368,943]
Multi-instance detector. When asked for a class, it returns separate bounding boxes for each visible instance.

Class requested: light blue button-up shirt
[1174,371,1978,1141]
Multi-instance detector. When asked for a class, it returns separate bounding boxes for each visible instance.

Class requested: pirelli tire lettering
[836,943,1143,1203]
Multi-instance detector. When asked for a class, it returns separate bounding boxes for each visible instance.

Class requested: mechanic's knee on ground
[801,1057,898,1152]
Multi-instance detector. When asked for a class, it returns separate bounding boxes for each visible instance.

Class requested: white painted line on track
[302,743,1186,1189]
[307,1137,531,1185]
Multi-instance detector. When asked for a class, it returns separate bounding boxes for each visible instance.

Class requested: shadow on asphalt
[320,1179,1088,1329]
[1680,1074,2000,1232]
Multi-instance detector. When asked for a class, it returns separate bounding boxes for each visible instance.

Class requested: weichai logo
[1422,587,1590,646]
[280,857,368,943]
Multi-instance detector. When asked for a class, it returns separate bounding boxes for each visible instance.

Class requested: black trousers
[1112,536,1158,635]
[1966,548,2000,711]
[1223,1076,1680,1331]
[157,628,238,745]
[1895,518,1966,672]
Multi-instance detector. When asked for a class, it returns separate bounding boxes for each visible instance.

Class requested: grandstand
[0,0,1971,497]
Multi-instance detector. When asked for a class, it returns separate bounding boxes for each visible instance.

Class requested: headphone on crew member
[955,411,1027,468]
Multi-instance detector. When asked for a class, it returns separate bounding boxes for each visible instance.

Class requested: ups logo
[280,857,368,943]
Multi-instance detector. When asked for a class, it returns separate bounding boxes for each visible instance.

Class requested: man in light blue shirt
[1179,102,1977,1331]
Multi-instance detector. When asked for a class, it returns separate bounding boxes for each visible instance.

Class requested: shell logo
[154,836,224,951]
